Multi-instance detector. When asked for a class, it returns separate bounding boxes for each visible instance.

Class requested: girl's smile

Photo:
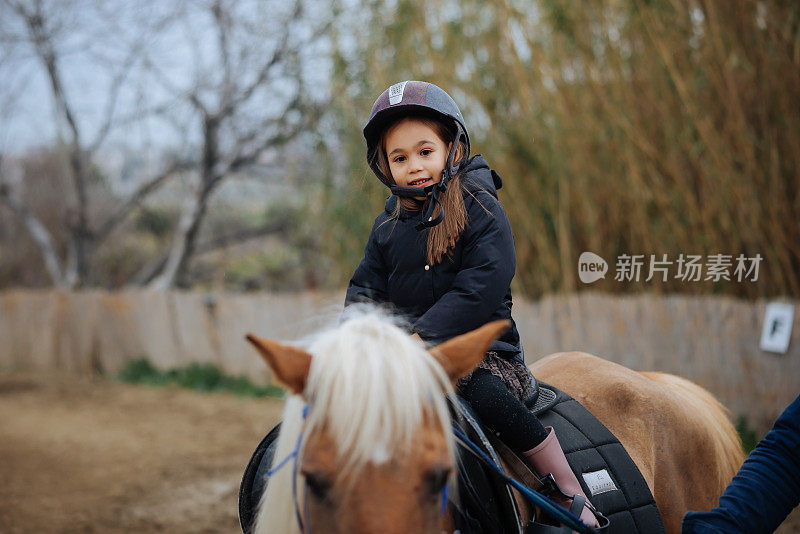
[384,118,452,200]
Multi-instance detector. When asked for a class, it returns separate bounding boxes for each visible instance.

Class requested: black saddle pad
[530,382,666,534]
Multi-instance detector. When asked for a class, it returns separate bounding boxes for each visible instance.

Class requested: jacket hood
[383,154,501,214]
[461,154,501,197]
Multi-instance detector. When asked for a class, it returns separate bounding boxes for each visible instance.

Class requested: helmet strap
[415,177,447,230]
[413,122,466,230]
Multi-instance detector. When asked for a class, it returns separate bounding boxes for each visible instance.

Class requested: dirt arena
[0,372,283,533]
[1,372,798,533]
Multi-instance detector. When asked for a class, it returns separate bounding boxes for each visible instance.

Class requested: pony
[245,311,743,534]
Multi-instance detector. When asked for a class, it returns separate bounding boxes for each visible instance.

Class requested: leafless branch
[225,98,325,177]
[5,0,332,289]
[216,2,302,119]
[94,158,194,243]
[139,51,209,116]
[87,42,144,154]
[194,217,289,255]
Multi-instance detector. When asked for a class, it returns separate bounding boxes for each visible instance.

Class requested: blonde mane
[255,309,457,534]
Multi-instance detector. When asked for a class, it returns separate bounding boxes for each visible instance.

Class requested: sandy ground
[0,372,283,533]
[1,372,798,533]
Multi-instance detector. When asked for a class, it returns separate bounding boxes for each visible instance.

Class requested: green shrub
[117,358,284,398]
[117,358,169,386]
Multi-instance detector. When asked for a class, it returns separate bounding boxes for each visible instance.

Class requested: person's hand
[410,332,423,343]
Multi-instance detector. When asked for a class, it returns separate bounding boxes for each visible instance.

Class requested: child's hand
[410,332,423,343]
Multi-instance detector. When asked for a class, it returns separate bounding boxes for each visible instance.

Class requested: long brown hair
[373,115,469,265]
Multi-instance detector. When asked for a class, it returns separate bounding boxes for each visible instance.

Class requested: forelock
[301,307,455,474]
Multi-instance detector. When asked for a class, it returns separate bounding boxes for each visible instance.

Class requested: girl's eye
[420,149,432,156]
[393,155,406,163]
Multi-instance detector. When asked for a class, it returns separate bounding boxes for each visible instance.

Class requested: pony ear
[430,320,511,383]
[245,334,312,395]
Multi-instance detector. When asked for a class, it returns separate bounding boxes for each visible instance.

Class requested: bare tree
[0,0,188,287]
[139,0,328,289]
[0,0,330,289]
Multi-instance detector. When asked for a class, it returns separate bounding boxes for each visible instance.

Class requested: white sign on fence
[760,303,794,354]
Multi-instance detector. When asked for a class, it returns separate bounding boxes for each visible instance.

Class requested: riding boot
[522,426,600,529]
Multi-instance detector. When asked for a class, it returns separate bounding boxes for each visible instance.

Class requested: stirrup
[530,474,610,533]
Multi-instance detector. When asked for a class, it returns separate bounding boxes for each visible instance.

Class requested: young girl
[345,80,599,528]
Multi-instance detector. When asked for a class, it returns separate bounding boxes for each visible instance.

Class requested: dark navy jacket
[345,155,522,358]
[682,394,800,534]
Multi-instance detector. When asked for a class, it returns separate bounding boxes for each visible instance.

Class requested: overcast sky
[0,0,332,156]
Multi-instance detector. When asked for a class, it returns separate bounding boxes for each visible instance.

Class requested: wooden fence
[1,290,796,432]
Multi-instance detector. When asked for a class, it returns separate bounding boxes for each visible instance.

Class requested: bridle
[264,404,309,532]
[267,403,607,534]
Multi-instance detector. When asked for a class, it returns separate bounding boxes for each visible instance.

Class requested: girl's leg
[458,368,600,528]
[458,368,548,452]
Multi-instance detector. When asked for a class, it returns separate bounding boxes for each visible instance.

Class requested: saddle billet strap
[539,474,610,532]
[486,435,560,534]
[486,431,545,493]
[570,496,587,518]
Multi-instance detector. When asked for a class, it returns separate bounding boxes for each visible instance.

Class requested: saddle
[237,381,665,534]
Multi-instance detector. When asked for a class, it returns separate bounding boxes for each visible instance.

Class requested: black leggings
[458,368,549,453]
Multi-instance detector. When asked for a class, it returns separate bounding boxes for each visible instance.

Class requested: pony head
[246,310,509,534]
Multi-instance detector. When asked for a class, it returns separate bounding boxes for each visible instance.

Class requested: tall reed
[321,0,800,299]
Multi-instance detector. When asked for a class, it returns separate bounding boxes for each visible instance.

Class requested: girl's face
[384,118,451,200]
